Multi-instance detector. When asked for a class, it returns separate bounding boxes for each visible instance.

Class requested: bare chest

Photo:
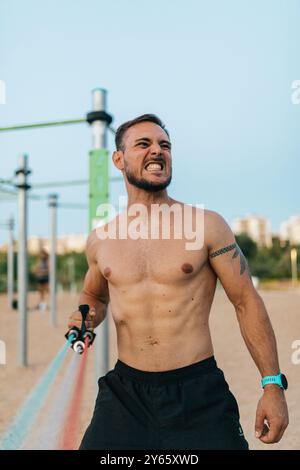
[97,238,208,285]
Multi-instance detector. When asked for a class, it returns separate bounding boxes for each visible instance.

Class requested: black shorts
[79,355,249,450]
[36,276,49,285]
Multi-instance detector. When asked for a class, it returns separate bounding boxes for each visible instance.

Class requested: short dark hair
[115,114,169,151]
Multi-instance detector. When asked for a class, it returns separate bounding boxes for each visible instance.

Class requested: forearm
[78,290,107,328]
[235,293,280,377]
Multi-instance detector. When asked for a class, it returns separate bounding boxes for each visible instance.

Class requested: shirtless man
[68,114,289,450]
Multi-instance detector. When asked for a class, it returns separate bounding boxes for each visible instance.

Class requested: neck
[126,188,173,209]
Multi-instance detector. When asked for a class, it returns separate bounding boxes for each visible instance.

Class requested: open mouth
[144,161,164,172]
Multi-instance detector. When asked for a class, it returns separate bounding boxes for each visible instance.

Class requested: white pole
[291,248,298,286]
[7,217,15,309]
[67,257,76,294]
[16,154,30,367]
[91,89,109,384]
[49,194,58,326]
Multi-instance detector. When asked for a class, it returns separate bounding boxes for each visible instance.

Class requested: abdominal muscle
[108,279,216,372]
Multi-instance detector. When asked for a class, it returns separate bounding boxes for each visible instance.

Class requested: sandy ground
[0,287,299,450]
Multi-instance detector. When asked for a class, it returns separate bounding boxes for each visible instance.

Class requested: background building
[0,234,87,255]
[280,216,300,246]
[232,214,273,248]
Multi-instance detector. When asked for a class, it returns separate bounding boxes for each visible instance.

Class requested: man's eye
[138,142,148,147]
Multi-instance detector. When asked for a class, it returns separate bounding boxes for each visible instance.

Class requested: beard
[124,163,172,192]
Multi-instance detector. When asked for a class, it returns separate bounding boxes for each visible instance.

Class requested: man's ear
[112,150,124,170]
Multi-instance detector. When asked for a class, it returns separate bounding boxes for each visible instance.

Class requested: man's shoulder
[203,210,235,250]
[179,205,227,226]
[86,229,101,260]
[86,215,120,249]
[87,228,98,245]
[204,209,226,225]
[173,203,231,249]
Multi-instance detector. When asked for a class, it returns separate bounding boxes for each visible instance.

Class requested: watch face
[281,374,288,390]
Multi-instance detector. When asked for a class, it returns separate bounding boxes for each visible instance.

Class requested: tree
[235,233,257,260]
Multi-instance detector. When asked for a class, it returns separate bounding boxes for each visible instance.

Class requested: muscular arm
[205,211,288,443]
[78,230,109,328]
[205,210,280,378]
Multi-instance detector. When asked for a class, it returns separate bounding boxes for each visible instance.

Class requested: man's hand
[67,307,96,331]
[255,386,289,444]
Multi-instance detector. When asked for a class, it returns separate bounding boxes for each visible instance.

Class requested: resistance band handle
[78,304,90,335]
[65,304,96,354]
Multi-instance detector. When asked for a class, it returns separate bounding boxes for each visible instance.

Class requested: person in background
[35,249,49,311]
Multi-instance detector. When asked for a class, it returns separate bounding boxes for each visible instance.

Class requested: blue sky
[0,0,299,244]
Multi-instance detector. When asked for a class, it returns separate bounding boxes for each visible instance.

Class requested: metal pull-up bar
[0,117,115,134]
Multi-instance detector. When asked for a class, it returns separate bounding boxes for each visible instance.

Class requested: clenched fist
[255,386,289,444]
[67,307,96,331]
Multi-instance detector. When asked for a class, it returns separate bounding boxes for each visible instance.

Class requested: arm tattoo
[210,242,250,277]
[209,243,236,258]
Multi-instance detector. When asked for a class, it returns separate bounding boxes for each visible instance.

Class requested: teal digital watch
[261,373,288,390]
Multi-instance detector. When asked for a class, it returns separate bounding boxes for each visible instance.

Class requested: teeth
[146,163,163,171]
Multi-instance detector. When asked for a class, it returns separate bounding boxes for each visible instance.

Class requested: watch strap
[261,374,283,389]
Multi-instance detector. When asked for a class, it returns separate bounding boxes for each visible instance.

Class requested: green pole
[89,149,109,230]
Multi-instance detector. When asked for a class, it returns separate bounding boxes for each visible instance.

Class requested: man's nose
[150,143,161,155]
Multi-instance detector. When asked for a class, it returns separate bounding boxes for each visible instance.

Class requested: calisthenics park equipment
[0,88,119,382]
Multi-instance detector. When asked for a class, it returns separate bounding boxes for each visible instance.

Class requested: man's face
[121,122,172,192]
